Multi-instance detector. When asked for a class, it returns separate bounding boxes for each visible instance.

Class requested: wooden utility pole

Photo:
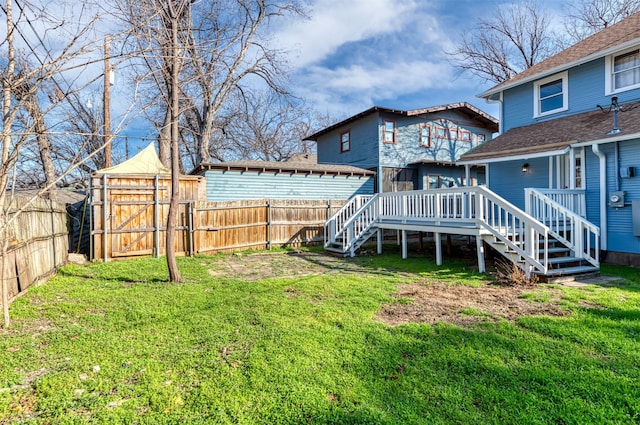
[103,38,112,168]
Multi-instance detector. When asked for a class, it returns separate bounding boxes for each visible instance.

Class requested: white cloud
[275,0,420,67]
[294,58,465,115]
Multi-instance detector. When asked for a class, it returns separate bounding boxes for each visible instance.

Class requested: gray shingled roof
[191,160,375,176]
[481,11,640,98]
[459,101,640,163]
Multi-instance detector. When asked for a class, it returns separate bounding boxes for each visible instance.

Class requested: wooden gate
[92,173,202,261]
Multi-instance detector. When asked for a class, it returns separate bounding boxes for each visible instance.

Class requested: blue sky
[272,0,568,122]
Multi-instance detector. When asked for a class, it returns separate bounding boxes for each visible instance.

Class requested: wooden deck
[325,187,600,279]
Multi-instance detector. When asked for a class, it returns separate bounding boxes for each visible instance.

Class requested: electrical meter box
[609,191,625,208]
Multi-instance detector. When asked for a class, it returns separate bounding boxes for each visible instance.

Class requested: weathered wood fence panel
[92,182,346,260]
[194,199,345,254]
[2,194,68,302]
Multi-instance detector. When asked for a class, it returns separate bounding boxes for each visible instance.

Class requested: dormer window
[533,71,568,117]
[607,48,640,94]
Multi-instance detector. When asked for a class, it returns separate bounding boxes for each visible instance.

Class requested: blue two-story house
[459,11,640,267]
[305,103,498,193]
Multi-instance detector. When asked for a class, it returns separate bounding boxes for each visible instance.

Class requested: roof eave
[458,147,571,165]
[478,37,640,99]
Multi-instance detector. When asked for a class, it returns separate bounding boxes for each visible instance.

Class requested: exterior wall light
[522,163,530,173]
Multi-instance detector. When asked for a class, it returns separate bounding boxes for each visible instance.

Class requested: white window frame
[533,71,568,118]
[605,46,640,95]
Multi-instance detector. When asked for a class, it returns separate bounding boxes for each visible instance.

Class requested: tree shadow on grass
[57,262,168,284]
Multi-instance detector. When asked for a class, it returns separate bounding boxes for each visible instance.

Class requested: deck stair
[324,187,600,279]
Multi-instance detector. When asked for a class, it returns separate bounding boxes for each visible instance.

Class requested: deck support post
[476,236,485,273]
[377,228,383,254]
[435,232,442,265]
[401,230,407,259]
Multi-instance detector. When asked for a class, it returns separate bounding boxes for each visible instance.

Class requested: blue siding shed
[192,161,375,202]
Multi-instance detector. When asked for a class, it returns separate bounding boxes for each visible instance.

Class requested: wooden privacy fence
[1,194,68,303]
[194,199,346,255]
[91,174,347,260]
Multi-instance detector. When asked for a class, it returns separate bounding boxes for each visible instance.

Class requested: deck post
[401,230,407,259]
[435,232,442,265]
[377,228,382,254]
[476,236,485,273]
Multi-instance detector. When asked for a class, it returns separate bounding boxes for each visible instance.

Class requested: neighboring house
[459,11,640,266]
[191,160,374,202]
[305,103,498,193]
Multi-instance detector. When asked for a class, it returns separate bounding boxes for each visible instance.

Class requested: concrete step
[324,246,348,257]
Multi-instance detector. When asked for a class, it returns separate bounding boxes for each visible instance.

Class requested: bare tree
[448,1,558,84]
[563,0,640,44]
[0,0,109,326]
[180,0,303,165]
[220,91,321,162]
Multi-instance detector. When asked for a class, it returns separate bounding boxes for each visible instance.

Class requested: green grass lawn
[1,250,639,424]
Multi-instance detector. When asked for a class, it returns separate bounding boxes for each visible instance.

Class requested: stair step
[544,246,571,254]
[547,256,581,264]
[545,265,599,276]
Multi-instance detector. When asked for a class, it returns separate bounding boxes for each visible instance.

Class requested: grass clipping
[494,259,539,286]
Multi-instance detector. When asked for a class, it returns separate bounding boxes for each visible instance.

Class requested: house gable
[309,103,497,170]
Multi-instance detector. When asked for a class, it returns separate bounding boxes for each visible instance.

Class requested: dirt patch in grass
[207,251,369,281]
[206,250,575,326]
[377,283,569,326]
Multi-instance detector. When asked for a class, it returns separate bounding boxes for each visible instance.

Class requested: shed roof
[304,103,498,141]
[459,101,640,163]
[191,160,375,176]
[481,11,640,98]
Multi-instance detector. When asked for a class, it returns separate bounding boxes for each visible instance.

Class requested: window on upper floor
[607,48,640,94]
[449,129,458,140]
[534,71,568,117]
[460,130,471,142]
[476,133,487,143]
[435,126,446,138]
[419,124,432,147]
[340,130,350,153]
[383,119,396,144]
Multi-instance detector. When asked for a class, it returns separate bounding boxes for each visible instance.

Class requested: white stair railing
[476,187,550,275]
[324,195,375,246]
[336,196,380,256]
[525,188,599,267]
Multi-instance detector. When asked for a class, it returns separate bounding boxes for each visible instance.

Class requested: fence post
[89,178,94,261]
[102,173,108,262]
[187,202,194,257]
[267,200,272,250]
[49,198,57,268]
[154,175,160,258]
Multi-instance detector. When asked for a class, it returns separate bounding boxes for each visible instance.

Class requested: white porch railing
[534,189,586,217]
[525,188,599,267]
[325,187,553,275]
